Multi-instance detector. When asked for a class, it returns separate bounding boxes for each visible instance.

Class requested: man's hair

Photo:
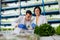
[34,6,41,14]
[26,10,32,15]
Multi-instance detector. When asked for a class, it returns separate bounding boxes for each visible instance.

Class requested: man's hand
[15,23,18,28]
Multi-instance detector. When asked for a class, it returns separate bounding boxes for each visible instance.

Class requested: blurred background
[0,0,60,33]
[0,0,60,27]
[0,0,60,40]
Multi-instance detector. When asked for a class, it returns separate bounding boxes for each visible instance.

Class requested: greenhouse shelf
[42,11,59,15]
[2,0,18,3]
[48,20,60,24]
[21,4,43,8]
[1,20,60,26]
[44,2,58,6]
[21,2,58,8]
[30,11,59,16]
[1,7,19,11]
[0,24,11,26]
[1,15,19,19]
[1,10,59,19]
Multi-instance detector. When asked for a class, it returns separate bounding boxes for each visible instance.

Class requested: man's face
[35,8,40,16]
[25,13,32,21]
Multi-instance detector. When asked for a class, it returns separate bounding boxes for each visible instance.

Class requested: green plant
[56,25,60,35]
[3,28,7,31]
[34,25,39,35]
[34,23,55,36]
[13,28,14,30]
[8,28,11,30]
[0,28,1,31]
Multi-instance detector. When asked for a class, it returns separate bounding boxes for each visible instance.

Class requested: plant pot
[40,36,54,40]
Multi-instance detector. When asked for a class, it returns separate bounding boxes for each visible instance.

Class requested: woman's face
[35,8,40,16]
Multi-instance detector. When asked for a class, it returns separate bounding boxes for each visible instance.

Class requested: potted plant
[34,23,55,40]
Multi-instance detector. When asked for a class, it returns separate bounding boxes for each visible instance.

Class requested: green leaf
[34,23,55,36]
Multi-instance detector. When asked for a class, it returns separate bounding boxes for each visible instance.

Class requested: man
[12,10,34,35]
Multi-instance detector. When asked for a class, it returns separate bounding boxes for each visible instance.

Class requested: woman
[33,6,47,26]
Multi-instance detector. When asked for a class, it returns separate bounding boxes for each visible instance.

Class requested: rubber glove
[18,24,27,30]
[31,23,36,29]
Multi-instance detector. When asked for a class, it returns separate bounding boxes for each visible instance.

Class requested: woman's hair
[34,6,41,14]
[26,10,32,15]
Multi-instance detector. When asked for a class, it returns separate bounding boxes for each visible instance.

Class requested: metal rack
[1,7,19,11]
[1,15,19,19]
[2,0,18,3]
[21,2,58,8]
[1,0,20,26]
[0,0,1,26]
[1,20,60,26]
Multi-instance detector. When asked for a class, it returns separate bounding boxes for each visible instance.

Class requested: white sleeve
[43,16,47,23]
[11,16,22,27]
[31,16,35,23]
[15,16,22,23]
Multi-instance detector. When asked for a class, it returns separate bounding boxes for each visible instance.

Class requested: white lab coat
[12,16,34,27]
[32,15,47,26]
[12,16,34,35]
